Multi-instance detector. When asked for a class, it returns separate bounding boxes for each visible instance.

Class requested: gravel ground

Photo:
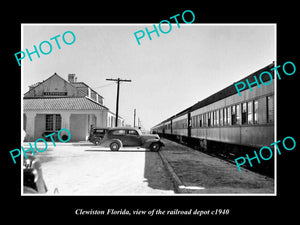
[160,139,275,194]
[31,143,175,195]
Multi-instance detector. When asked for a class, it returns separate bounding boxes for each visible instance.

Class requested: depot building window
[43,92,67,96]
[45,114,61,131]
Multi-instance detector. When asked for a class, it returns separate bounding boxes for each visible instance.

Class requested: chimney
[29,82,41,90]
[68,74,76,83]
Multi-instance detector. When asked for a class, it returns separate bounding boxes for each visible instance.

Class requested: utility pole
[106,78,132,127]
[134,108,136,128]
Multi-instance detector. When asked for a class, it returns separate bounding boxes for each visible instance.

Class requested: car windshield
[111,129,126,135]
[94,129,105,134]
[128,130,138,135]
[135,129,143,136]
[110,128,142,136]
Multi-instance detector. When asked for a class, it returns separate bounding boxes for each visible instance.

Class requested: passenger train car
[151,63,275,176]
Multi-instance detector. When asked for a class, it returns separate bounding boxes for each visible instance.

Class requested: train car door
[187,112,191,138]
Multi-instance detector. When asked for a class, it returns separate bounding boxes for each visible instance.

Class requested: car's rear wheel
[150,142,161,152]
[110,141,121,151]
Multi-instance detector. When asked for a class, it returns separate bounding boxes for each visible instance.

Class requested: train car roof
[152,62,274,127]
[190,62,274,112]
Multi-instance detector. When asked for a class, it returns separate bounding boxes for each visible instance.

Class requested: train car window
[242,103,247,124]
[254,100,258,124]
[236,104,241,125]
[199,115,202,127]
[213,111,216,126]
[208,112,210,127]
[207,112,210,127]
[212,111,217,126]
[267,96,274,123]
[231,105,237,125]
[224,107,228,125]
[220,109,223,126]
[208,112,212,127]
[247,101,253,124]
[193,116,195,128]
[206,113,209,127]
[227,106,231,125]
[213,111,217,126]
[191,116,194,128]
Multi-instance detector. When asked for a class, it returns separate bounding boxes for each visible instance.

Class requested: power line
[92,82,116,89]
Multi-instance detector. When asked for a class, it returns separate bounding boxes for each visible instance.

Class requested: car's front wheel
[94,138,102,145]
[110,141,121,151]
[150,142,161,152]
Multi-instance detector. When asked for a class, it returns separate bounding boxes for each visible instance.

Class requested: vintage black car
[97,127,164,151]
[88,127,108,145]
[23,154,47,194]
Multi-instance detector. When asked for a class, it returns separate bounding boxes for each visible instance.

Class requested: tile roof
[24,97,107,111]
[70,82,88,88]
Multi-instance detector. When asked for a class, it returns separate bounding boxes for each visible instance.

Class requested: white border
[21,23,277,196]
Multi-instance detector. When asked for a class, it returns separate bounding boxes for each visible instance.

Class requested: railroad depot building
[23,73,124,141]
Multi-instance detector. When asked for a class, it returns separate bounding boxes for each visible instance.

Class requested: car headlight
[23,158,37,169]
[23,158,32,169]
[24,168,39,185]
[32,169,39,183]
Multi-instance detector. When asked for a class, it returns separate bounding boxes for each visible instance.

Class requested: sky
[22,24,275,131]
